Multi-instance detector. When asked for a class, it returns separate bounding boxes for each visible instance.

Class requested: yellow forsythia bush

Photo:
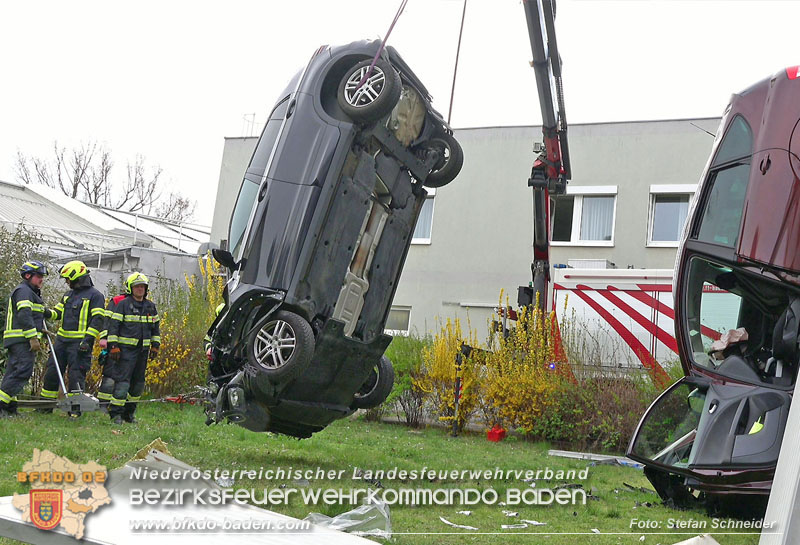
[482,293,563,432]
[415,318,483,433]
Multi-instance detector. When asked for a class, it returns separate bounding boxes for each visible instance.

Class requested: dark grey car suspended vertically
[207,40,463,438]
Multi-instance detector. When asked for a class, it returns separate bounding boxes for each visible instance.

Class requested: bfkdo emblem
[30,490,62,530]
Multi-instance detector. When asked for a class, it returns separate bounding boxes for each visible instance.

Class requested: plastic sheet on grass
[305,499,391,539]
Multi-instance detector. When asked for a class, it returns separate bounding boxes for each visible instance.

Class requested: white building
[211,117,720,340]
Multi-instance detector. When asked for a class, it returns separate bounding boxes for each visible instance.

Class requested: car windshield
[682,256,797,387]
[228,179,260,260]
[228,97,290,260]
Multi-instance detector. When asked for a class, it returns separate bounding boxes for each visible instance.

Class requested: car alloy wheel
[253,319,297,370]
[337,58,401,123]
[343,65,388,108]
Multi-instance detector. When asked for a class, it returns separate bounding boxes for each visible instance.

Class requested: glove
[29,338,41,352]
[98,349,109,367]
[79,339,91,352]
[99,338,108,349]
[149,346,159,360]
[109,345,121,361]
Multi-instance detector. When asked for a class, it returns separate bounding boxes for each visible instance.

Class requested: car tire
[421,132,463,188]
[337,58,402,124]
[247,310,314,382]
[353,355,395,409]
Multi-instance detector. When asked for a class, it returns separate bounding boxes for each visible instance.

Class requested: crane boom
[519,0,571,314]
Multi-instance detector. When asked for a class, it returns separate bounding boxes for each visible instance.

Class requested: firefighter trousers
[109,346,148,419]
[41,340,91,399]
[0,343,36,412]
[97,359,116,406]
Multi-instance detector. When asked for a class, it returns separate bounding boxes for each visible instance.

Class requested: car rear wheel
[337,58,402,124]
[247,310,314,382]
[420,132,463,188]
[353,355,395,409]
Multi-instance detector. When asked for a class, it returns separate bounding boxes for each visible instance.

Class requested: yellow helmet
[125,272,149,295]
[59,260,89,282]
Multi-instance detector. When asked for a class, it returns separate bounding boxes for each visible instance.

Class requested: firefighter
[96,289,128,410]
[40,260,106,415]
[0,261,55,416]
[106,272,160,425]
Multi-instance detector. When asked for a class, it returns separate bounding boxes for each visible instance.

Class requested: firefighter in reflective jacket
[106,272,160,424]
[40,261,106,414]
[1,261,55,416]
[96,290,127,409]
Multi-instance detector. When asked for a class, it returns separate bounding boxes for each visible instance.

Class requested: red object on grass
[487,426,507,442]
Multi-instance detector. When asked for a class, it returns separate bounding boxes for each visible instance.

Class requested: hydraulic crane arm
[519,0,571,314]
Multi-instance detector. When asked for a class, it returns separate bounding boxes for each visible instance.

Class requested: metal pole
[44,331,68,395]
[452,350,462,437]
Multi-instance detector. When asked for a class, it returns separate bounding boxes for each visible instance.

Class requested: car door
[628,376,790,480]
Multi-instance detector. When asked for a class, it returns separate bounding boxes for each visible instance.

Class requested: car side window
[693,115,752,248]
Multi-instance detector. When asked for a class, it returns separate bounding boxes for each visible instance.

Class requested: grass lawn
[0,404,764,545]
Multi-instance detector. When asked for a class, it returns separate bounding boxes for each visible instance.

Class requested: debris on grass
[132,438,170,460]
[439,516,478,531]
[547,449,643,469]
[520,519,547,526]
[554,483,583,492]
[501,524,528,529]
[623,482,656,495]
[456,510,472,515]
[502,510,518,517]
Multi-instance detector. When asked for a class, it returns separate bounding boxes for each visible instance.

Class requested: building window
[385,306,411,334]
[551,186,617,245]
[648,184,697,246]
[412,190,435,244]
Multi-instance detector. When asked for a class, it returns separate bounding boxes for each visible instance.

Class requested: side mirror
[212,249,238,271]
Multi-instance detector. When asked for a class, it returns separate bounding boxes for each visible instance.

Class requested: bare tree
[155,192,197,222]
[14,141,195,222]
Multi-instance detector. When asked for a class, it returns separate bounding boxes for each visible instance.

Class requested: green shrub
[384,333,431,427]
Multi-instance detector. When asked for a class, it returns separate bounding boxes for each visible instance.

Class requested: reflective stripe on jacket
[2,281,54,347]
[50,283,106,344]
[106,296,160,349]
[99,294,127,339]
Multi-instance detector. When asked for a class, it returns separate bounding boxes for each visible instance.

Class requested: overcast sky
[1,0,797,224]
